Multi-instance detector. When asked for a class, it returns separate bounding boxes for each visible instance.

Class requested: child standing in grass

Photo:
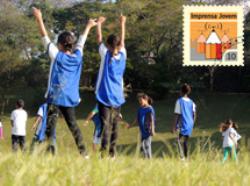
[84,105,102,152]
[95,15,127,157]
[130,93,156,159]
[33,7,97,157]
[220,119,241,163]
[172,84,196,159]
[10,99,28,152]
[84,105,127,152]
[30,103,56,154]
[0,118,4,139]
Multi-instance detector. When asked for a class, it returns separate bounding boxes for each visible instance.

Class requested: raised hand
[119,14,126,47]
[120,14,126,24]
[87,18,98,28]
[97,16,106,24]
[32,7,42,20]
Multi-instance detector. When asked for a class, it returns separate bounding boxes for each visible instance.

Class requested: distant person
[219,119,241,163]
[232,121,241,154]
[33,7,97,157]
[0,118,4,140]
[95,15,127,157]
[129,93,156,159]
[84,105,103,152]
[10,99,28,152]
[84,104,127,152]
[30,103,56,154]
[172,83,196,159]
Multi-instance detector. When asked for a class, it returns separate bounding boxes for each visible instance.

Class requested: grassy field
[0,91,250,185]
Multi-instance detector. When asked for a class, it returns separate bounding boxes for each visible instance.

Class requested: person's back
[11,108,27,136]
[173,84,196,159]
[94,15,127,158]
[48,49,83,106]
[177,97,195,136]
[10,99,28,152]
[222,127,237,148]
[220,119,239,163]
[33,7,97,157]
[96,42,126,107]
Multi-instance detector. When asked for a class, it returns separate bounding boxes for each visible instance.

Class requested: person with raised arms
[95,15,127,158]
[33,7,97,157]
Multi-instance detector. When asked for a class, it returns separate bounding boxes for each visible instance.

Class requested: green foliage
[1,0,250,104]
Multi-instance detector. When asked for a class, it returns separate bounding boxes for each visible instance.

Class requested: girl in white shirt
[220,119,241,163]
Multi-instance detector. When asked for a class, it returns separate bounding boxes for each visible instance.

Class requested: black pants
[98,102,121,157]
[46,104,86,155]
[179,134,189,158]
[12,135,25,152]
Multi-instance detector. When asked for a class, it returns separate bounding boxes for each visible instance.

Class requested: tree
[0,0,39,113]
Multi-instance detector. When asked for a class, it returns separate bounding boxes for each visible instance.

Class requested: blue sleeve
[74,49,83,66]
[74,49,82,56]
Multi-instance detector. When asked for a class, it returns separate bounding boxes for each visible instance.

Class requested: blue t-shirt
[36,103,56,141]
[176,97,195,136]
[95,44,126,107]
[47,49,83,107]
[137,106,156,140]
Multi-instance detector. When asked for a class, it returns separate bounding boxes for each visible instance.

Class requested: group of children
[0,7,241,162]
[0,83,241,162]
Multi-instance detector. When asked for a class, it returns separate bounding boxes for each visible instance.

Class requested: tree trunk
[208,66,216,92]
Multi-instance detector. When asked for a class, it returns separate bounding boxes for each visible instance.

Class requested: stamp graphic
[183,6,244,66]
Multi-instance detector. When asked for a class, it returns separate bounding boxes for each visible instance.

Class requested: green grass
[0,91,250,185]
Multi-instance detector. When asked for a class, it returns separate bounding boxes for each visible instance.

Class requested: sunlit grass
[0,146,249,186]
[0,92,250,185]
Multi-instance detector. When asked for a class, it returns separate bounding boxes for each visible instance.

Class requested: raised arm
[75,19,97,52]
[33,7,59,60]
[96,17,106,44]
[119,15,126,48]
[33,7,48,37]
[83,19,97,38]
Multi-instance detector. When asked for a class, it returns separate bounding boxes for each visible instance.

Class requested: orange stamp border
[183,6,244,66]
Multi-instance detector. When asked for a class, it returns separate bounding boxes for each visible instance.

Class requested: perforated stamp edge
[182,5,244,67]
